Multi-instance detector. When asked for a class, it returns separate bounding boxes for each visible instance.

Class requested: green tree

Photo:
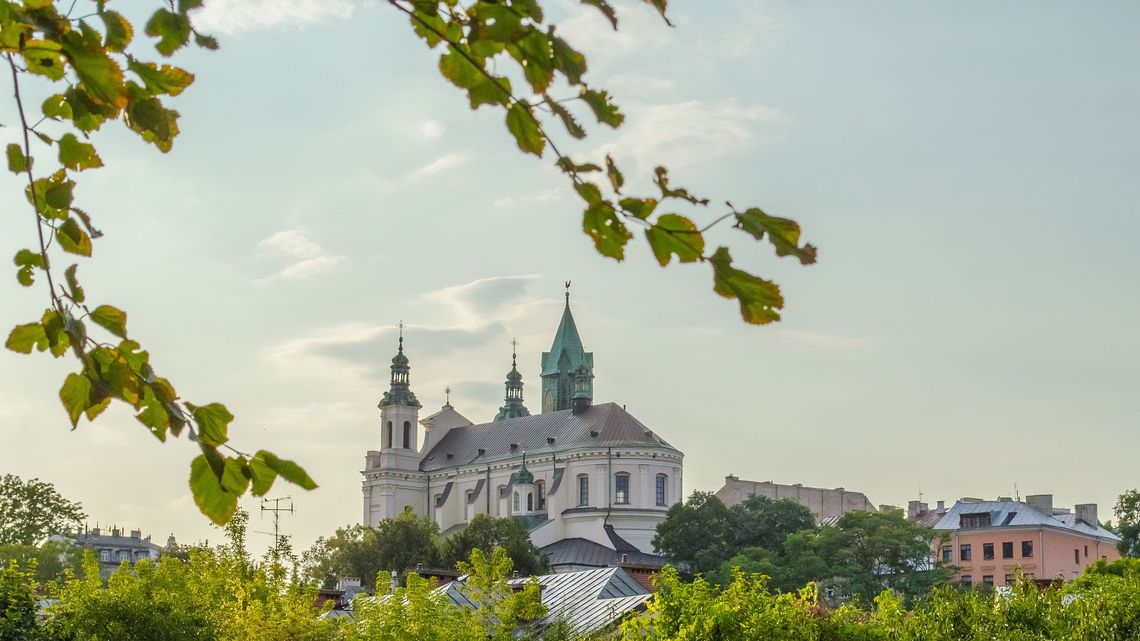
[303,510,442,591]
[0,541,82,585]
[3,0,814,526]
[1115,489,1140,557]
[0,475,85,546]
[0,560,43,641]
[441,515,548,576]
[729,495,815,553]
[651,491,734,576]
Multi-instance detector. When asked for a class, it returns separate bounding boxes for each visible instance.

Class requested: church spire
[380,321,420,408]
[493,338,530,421]
[540,284,593,413]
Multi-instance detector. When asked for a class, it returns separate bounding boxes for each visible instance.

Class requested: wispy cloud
[419,120,445,139]
[193,0,365,35]
[256,229,346,283]
[414,152,466,177]
[421,275,543,327]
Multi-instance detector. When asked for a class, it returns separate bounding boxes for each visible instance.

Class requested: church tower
[493,340,530,421]
[540,285,593,413]
[378,327,422,470]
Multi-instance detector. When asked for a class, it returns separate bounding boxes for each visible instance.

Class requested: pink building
[931,494,1120,588]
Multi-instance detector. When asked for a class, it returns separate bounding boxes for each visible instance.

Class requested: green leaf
[221,458,250,495]
[551,36,587,85]
[21,39,65,80]
[248,455,277,496]
[41,310,70,357]
[556,158,602,175]
[735,207,818,265]
[127,59,194,96]
[145,9,191,57]
[6,323,46,354]
[580,0,618,29]
[63,264,84,303]
[505,102,544,156]
[64,87,117,132]
[467,75,512,109]
[410,10,447,48]
[582,202,632,260]
[42,94,72,120]
[605,154,624,193]
[100,10,133,52]
[7,144,28,174]
[643,0,673,25]
[124,85,181,152]
[653,166,709,205]
[618,197,657,220]
[257,451,317,490]
[709,247,783,325]
[14,249,45,287]
[574,181,603,206]
[59,373,92,427]
[439,49,482,89]
[60,31,127,109]
[58,134,103,171]
[548,99,586,139]
[470,3,523,42]
[90,304,127,338]
[193,33,219,50]
[189,454,239,525]
[57,219,93,257]
[512,30,554,94]
[581,88,624,127]
[645,214,704,266]
[136,384,169,440]
[186,402,233,447]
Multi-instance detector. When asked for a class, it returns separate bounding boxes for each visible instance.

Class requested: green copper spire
[514,452,535,485]
[380,322,421,408]
[540,283,593,412]
[493,339,530,421]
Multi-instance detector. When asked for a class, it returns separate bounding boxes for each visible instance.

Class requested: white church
[361,294,684,570]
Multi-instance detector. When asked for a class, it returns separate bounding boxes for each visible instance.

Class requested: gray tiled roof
[420,403,677,472]
[542,537,667,569]
[933,500,1121,541]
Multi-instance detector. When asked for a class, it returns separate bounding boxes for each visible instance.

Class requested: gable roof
[420,402,677,472]
[541,537,667,570]
[933,500,1120,542]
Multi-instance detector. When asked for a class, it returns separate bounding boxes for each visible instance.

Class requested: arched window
[496,486,506,516]
[656,474,668,506]
[385,421,393,448]
[537,481,546,511]
[527,492,534,511]
[577,474,589,507]
[465,490,475,520]
[614,473,630,504]
[513,492,520,512]
[403,421,411,449]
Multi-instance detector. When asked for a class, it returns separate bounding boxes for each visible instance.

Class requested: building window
[961,575,972,588]
[537,481,546,511]
[983,543,994,560]
[100,550,110,562]
[614,473,630,504]
[656,474,667,506]
[1005,574,1014,584]
[465,490,474,520]
[1084,545,1089,558]
[403,421,411,449]
[513,492,520,512]
[942,545,952,562]
[1002,541,1014,559]
[527,492,534,512]
[960,544,972,561]
[577,474,589,507]
[385,421,393,448]
[119,550,129,562]
[1075,549,1080,564]
[496,486,506,516]
[1021,540,1033,558]
[960,513,990,528]
[982,575,994,587]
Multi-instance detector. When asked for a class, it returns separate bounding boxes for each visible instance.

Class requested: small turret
[511,453,537,515]
[571,363,593,414]
[494,339,531,421]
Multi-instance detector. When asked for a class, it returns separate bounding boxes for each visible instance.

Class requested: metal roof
[933,500,1121,541]
[420,402,677,472]
[541,537,667,570]
[541,303,592,376]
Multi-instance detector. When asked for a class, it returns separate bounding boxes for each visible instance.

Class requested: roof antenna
[564,280,571,306]
[1014,483,1020,502]
[444,386,451,406]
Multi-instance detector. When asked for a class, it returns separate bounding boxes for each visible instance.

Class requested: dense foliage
[0,475,84,547]
[303,512,548,590]
[619,559,1140,641]
[1114,489,1140,557]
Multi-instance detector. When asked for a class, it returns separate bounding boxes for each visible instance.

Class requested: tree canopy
[440,514,549,577]
[302,510,442,591]
[2,0,815,525]
[0,474,85,546]
[1115,489,1140,557]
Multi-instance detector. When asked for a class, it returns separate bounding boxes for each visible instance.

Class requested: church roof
[541,303,591,376]
[420,402,676,472]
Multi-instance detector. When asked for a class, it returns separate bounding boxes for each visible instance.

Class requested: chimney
[1026,494,1054,515]
[936,500,946,513]
[130,529,141,539]
[1075,504,1098,526]
[91,527,100,536]
[621,553,629,564]
[907,500,928,519]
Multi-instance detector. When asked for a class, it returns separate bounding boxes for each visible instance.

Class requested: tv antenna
[260,496,294,551]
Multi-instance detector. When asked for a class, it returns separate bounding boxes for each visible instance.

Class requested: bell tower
[540,283,593,412]
[494,339,531,421]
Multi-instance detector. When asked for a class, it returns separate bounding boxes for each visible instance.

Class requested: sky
[1,0,1138,554]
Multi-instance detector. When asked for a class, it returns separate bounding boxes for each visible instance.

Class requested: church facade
[361,297,683,563]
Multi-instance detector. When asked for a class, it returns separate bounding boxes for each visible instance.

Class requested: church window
[527,493,534,511]
[385,421,393,448]
[537,481,546,510]
[403,421,411,449]
[496,486,506,516]
[513,492,520,512]
[465,491,475,520]
[614,473,630,504]
[577,474,589,506]
[656,474,668,506]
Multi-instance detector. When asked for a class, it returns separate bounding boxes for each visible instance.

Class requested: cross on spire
[444,385,451,405]
[511,337,518,366]
[564,280,571,306]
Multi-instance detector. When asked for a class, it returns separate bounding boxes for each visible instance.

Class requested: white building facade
[361,298,683,562]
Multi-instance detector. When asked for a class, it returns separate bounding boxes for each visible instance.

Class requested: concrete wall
[715,476,876,522]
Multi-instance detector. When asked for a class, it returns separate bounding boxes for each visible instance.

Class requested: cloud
[421,275,542,326]
[419,120,445,138]
[492,187,564,209]
[599,99,785,171]
[554,0,676,57]
[193,0,365,35]
[775,329,873,351]
[256,229,346,282]
[414,152,466,177]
